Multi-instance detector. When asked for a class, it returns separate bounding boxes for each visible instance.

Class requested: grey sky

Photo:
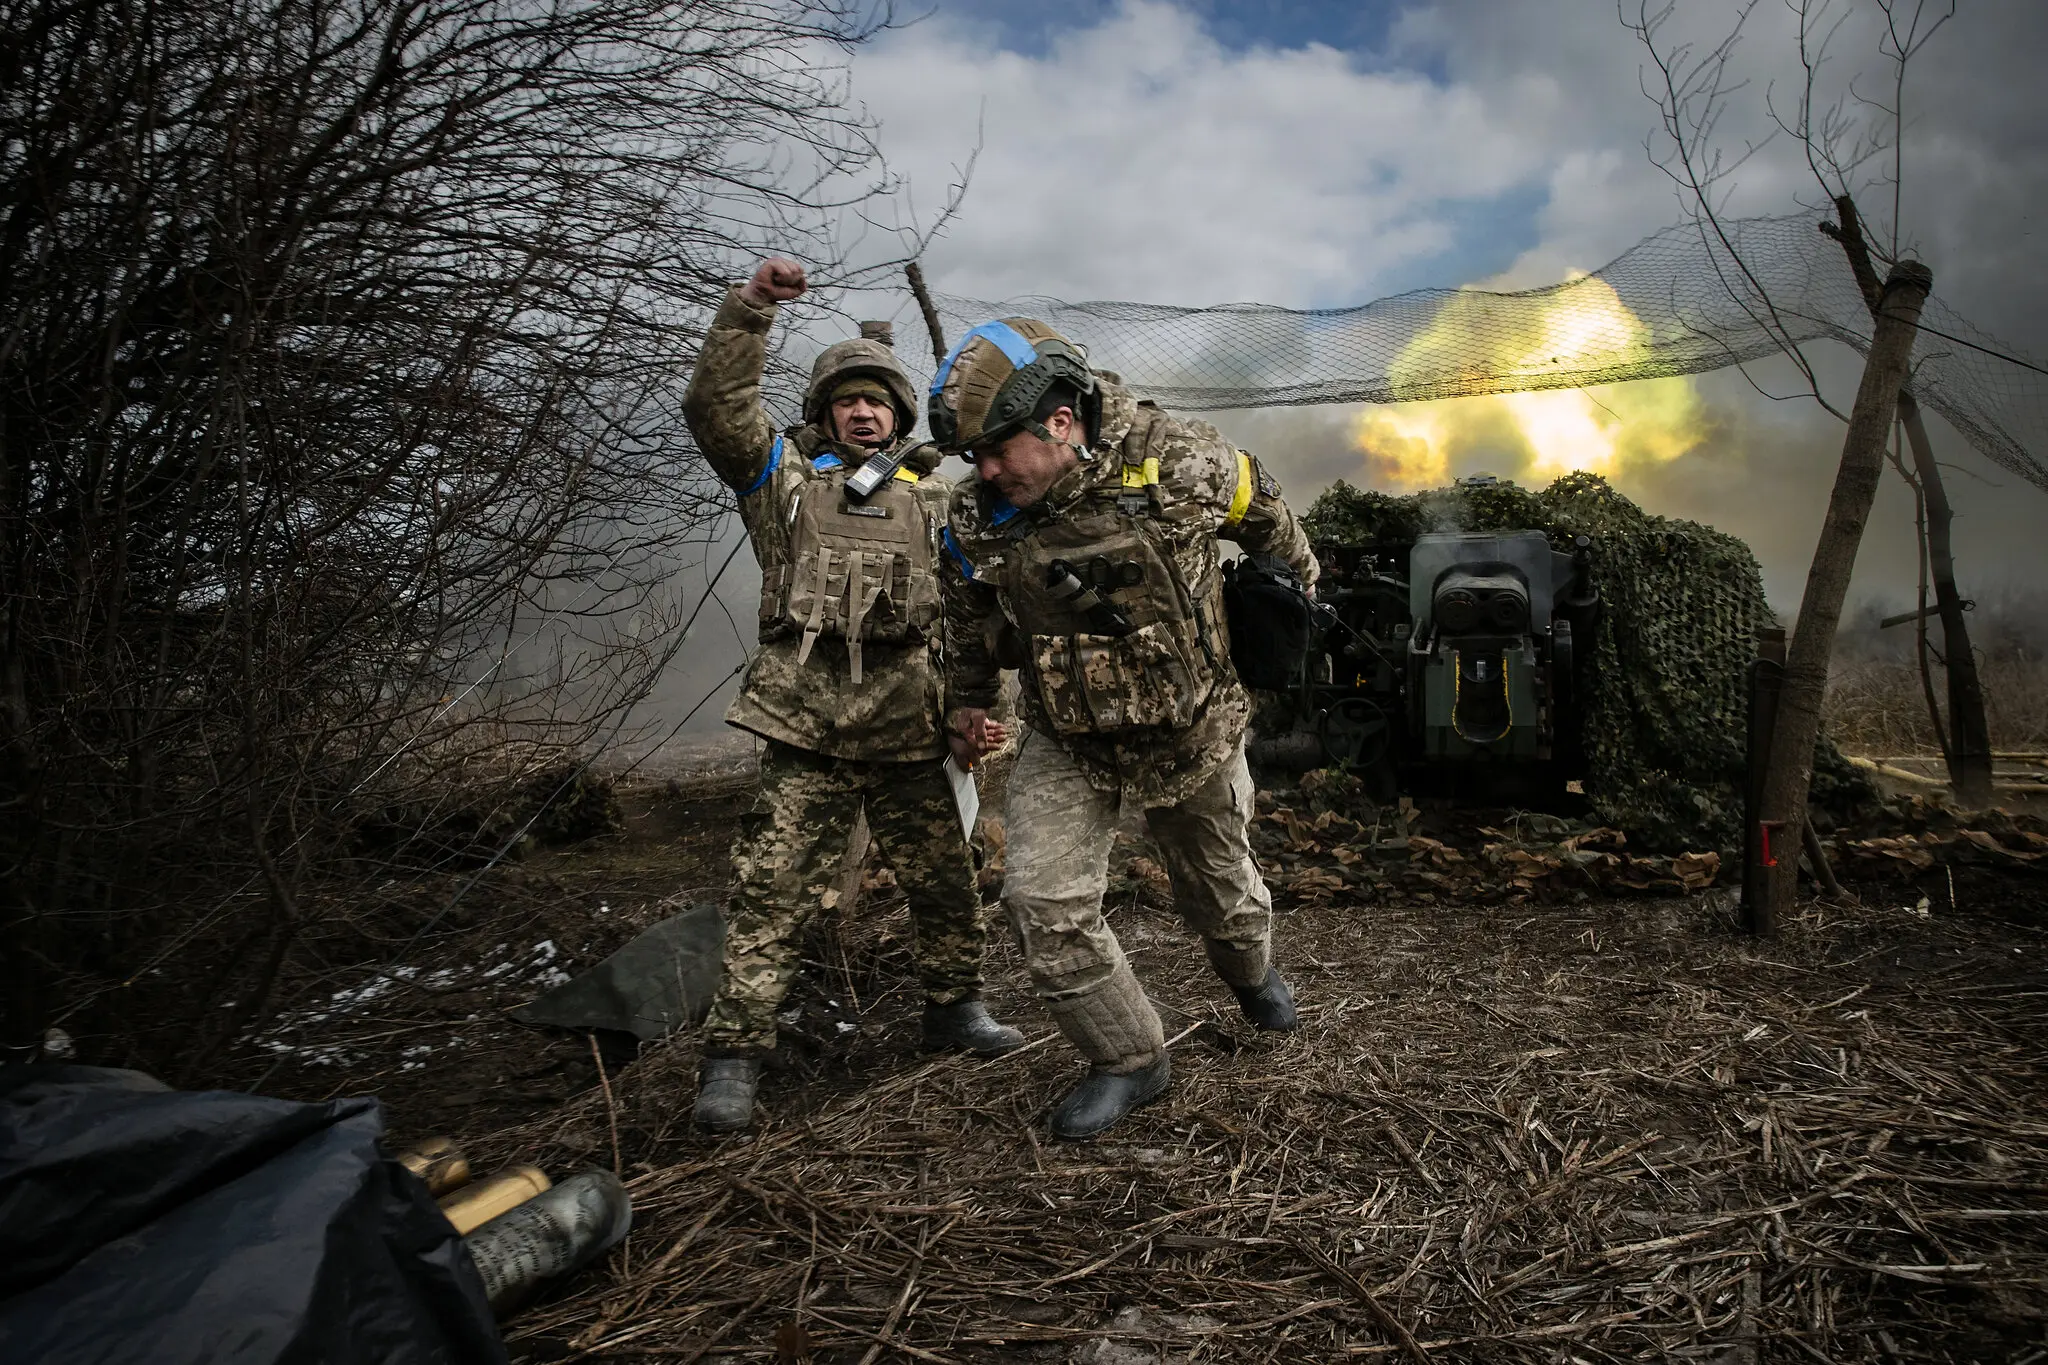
[648,0,2048,739]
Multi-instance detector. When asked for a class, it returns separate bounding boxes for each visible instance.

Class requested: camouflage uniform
[710,738,983,1049]
[941,377,1317,1071]
[683,286,989,1053]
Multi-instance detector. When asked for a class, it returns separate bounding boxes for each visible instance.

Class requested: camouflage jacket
[940,379,1318,804]
[683,287,951,762]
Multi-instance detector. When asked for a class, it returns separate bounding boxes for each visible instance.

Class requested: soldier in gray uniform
[933,318,1317,1139]
[681,259,1024,1132]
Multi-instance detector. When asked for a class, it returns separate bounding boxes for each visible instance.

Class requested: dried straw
[483,835,2048,1363]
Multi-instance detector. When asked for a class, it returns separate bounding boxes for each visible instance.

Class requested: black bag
[1222,553,1316,692]
[0,1065,506,1365]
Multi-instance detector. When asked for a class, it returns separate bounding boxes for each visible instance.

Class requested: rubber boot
[693,1055,761,1132]
[1040,958,1168,1139]
[1049,1054,1172,1140]
[1231,967,1298,1032]
[921,999,1026,1056]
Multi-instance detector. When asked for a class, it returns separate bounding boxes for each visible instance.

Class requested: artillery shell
[437,1164,551,1234]
[396,1136,473,1197]
[462,1169,633,1315]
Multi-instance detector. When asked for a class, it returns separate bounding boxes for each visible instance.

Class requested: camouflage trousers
[1002,730,1273,1071]
[703,738,987,1053]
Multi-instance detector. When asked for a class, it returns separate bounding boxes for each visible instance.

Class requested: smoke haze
[645,0,2048,743]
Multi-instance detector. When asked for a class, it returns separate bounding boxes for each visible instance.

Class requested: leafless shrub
[0,0,904,1066]
[1827,590,2048,752]
[1826,654,2048,754]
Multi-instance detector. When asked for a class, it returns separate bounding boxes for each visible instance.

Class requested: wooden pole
[1899,391,1994,806]
[905,261,949,371]
[1741,628,1786,935]
[1824,197,1993,806]
[1759,260,1933,926]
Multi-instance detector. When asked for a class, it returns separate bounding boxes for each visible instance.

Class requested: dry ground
[232,770,2048,1365]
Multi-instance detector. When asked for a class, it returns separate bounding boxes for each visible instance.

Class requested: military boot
[921,999,1026,1056]
[693,1055,762,1132]
[1049,1053,1172,1140]
[1231,967,1298,1032]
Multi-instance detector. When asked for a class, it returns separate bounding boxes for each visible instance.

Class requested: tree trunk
[1760,261,1932,925]
[1899,392,1994,806]
[1825,195,1992,806]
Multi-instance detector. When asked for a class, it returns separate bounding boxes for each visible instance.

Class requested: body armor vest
[760,438,942,684]
[991,432,1231,736]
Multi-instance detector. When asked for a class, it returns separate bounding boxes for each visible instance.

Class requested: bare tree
[1625,0,1993,927]
[0,0,906,1065]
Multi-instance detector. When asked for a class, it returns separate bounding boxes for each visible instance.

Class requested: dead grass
[215,766,2048,1364]
[465,846,2048,1364]
[1826,653,2048,757]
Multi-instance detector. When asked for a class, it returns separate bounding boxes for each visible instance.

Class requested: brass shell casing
[396,1137,473,1197]
[437,1165,551,1235]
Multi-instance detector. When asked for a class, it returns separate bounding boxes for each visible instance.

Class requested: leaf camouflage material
[1301,472,1876,851]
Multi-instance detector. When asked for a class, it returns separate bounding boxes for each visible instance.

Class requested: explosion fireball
[1352,273,1711,491]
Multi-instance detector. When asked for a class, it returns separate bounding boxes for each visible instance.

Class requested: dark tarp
[509,901,724,1042]
[0,1065,506,1365]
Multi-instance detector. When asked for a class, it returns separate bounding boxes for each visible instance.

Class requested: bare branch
[0,0,908,1059]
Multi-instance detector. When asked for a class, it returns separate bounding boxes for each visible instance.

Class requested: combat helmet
[804,336,919,437]
[927,318,1098,454]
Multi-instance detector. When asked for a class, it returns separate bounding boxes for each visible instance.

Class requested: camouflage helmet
[927,318,1097,453]
[804,337,919,435]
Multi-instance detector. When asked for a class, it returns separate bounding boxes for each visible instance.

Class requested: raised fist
[739,257,806,307]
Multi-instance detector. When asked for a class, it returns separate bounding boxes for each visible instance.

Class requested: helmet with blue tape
[927,318,1097,453]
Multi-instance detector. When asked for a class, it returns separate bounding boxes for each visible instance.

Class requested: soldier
[933,318,1318,1139]
[681,259,1024,1133]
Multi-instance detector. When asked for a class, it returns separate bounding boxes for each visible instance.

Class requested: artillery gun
[1239,489,1601,804]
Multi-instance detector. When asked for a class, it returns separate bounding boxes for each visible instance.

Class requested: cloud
[849,1,1568,306]
[1406,0,2048,341]
[655,1,2048,736]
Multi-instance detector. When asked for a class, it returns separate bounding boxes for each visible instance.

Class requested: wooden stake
[1827,196,1993,807]
[1759,260,1932,926]
[905,261,949,370]
[1801,820,1844,900]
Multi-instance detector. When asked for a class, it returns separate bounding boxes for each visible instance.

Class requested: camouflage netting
[1301,472,1876,852]
[924,214,2047,495]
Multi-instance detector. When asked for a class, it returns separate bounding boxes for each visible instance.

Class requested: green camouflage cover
[1301,473,1875,851]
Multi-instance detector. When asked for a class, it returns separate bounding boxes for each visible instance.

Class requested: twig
[1299,1241,1432,1363]
[588,1031,622,1177]
[675,1280,783,1365]
[905,261,949,369]
[855,1215,959,1365]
